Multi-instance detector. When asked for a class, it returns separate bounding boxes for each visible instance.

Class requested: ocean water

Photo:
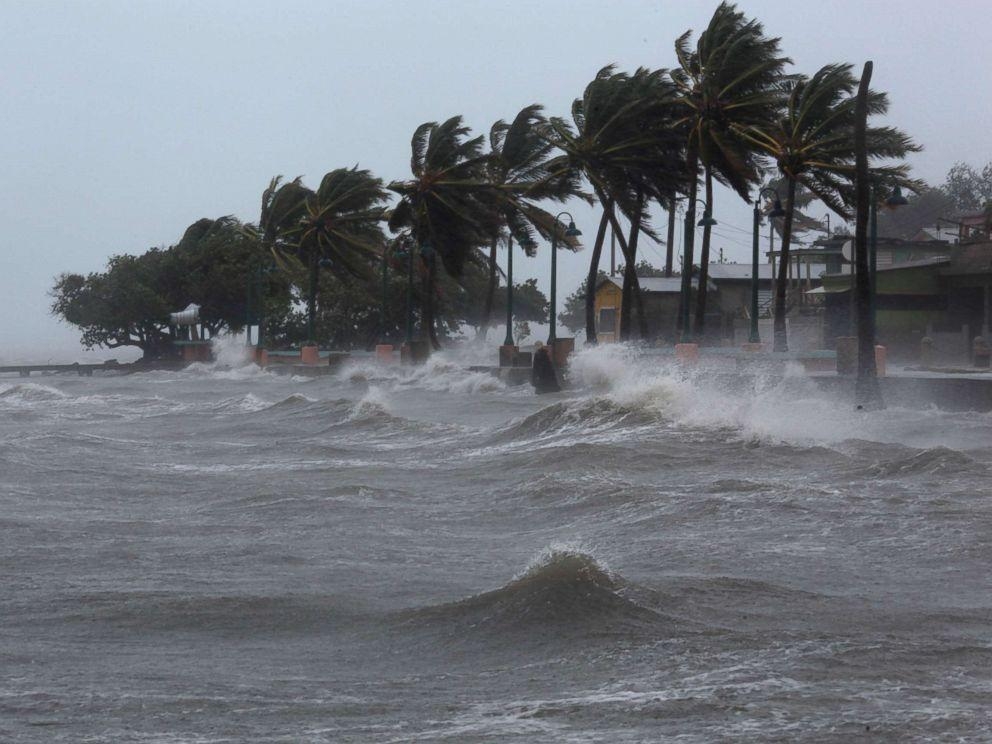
[2,345,990,743]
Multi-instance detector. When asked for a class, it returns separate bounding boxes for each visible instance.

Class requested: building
[820,240,992,361]
[593,274,712,343]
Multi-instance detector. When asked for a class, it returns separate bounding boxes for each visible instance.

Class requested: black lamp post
[548,213,581,345]
[750,189,785,344]
[868,184,908,337]
[680,199,716,341]
[379,247,390,344]
[255,261,275,351]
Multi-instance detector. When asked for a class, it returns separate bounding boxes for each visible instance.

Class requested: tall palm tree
[478,104,584,340]
[388,116,500,350]
[544,66,685,343]
[733,63,920,351]
[670,1,789,338]
[258,176,311,254]
[296,167,389,345]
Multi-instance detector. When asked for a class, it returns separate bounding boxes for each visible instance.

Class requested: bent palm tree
[734,63,919,350]
[388,116,500,350]
[296,167,389,345]
[671,1,789,337]
[544,66,685,342]
[479,105,585,341]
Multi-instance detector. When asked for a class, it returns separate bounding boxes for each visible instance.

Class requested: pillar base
[675,342,699,364]
[258,349,269,367]
[552,337,575,368]
[301,345,320,365]
[401,340,430,365]
[498,344,518,368]
[836,336,857,376]
[375,344,395,364]
[740,342,765,353]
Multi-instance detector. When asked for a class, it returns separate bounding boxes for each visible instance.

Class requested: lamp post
[868,184,908,338]
[305,253,333,346]
[255,261,275,351]
[402,241,415,344]
[750,189,785,344]
[548,213,581,345]
[681,199,716,341]
[379,247,390,344]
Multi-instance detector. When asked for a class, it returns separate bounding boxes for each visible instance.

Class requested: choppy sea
[2,343,990,742]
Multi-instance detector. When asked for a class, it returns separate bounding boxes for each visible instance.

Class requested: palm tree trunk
[773,177,798,352]
[679,149,700,340]
[599,197,644,341]
[621,191,646,340]
[584,208,612,345]
[478,235,499,339]
[665,198,676,278]
[693,168,714,338]
[854,60,882,408]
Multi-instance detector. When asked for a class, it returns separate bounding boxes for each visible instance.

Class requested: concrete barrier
[401,340,430,365]
[498,344,518,368]
[875,345,887,377]
[375,344,395,364]
[300,345,320,365]
[675,343,699,364]
[552,338,574,368]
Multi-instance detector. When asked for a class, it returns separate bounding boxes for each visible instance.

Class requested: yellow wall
[594,283,622,342]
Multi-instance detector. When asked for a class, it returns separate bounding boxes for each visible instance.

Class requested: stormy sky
[2,0,988,361]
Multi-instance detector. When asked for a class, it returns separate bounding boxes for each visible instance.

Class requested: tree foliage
[51,218,288,359]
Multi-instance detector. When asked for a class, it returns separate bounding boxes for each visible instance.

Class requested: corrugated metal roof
[599,275,709,293]
[707,263,775,281]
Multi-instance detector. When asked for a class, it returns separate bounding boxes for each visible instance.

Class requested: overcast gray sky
[2,0,989,361]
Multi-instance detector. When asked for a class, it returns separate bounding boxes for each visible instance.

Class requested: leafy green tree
[671,1,789,337]
[942,161,992,213]
[52,217,294,359]
[876,186,956,239]
[52,251,176,359]
[735,63,919,350]
[388,116,501,350]
[559,271,607,335]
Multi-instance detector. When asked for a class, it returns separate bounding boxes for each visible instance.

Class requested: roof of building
[823,255,952,279]
[598,274,712,293]
[940,242,992,276]
[911,226,959,243]
[707,263,775,281]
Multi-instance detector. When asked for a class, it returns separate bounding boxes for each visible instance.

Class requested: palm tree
[544,66,685,343]
[733,63,919,351]
[478,105,584,340]
[258,176,311,254]
[670,1,789,338]
[296,167,389,345]
[388,116,500,350]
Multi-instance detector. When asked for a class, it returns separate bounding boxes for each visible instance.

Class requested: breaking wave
[399,548,664,636]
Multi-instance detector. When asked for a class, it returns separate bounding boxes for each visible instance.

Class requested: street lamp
[680,199,716,341]
[396,239,426,345]
[750,189,785,344]
[255,261,275,351]
[868,183,909,337]
[505,234,535,346]
[548,213,581,345]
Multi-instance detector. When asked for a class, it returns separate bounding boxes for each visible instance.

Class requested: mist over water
[2,345,991,742]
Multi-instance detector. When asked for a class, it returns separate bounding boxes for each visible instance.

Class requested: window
[598,307,617,332]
